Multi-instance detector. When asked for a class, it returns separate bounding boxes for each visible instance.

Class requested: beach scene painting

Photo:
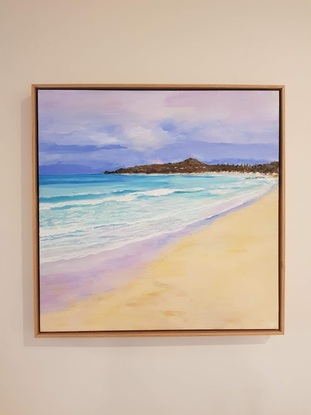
[33,85,284,336]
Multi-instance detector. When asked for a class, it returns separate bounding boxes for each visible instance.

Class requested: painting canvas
[33,84,284,336]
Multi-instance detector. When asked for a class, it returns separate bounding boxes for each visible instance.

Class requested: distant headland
[104,158,279,175]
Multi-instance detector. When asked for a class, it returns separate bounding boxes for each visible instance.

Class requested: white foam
[39,187,207,210]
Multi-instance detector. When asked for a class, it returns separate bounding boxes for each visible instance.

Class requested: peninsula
[104,158,279,175]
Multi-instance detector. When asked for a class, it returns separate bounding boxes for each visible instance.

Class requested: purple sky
[38,88,280,174]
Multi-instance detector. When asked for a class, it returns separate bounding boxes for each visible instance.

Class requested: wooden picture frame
[32,84,285,337]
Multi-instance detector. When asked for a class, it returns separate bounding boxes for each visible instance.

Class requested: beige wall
[1,1,311,414]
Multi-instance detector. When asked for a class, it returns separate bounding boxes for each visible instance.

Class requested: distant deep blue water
[39,173,277,264]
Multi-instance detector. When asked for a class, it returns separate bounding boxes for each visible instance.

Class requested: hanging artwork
[32,84,285,336]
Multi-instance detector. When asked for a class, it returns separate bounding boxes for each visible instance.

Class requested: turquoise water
[39,173,277,264]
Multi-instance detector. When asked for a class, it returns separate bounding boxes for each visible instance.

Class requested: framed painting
[32,84,285,337]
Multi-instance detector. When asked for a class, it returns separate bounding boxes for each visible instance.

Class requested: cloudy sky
[37,88,280,174]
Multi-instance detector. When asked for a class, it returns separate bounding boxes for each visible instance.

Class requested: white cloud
[125,125,171,151]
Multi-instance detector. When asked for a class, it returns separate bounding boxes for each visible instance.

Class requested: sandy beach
[40,187,279,332]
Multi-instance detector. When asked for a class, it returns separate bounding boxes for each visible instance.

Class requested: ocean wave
[39,191,104,202]
[140,187,205,197]
[39,187,207,211]
[40,202,208,239]
[39,182,276,262]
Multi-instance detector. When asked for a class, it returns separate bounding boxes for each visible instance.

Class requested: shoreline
[40,182,277,313]
[101,172,278,177]
[41,187,279,332]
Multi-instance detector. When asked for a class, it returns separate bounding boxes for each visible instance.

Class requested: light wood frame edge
[32,84,285,338]
[32,85,40,336]
[32,83,284,90]
[279,85,285,334]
